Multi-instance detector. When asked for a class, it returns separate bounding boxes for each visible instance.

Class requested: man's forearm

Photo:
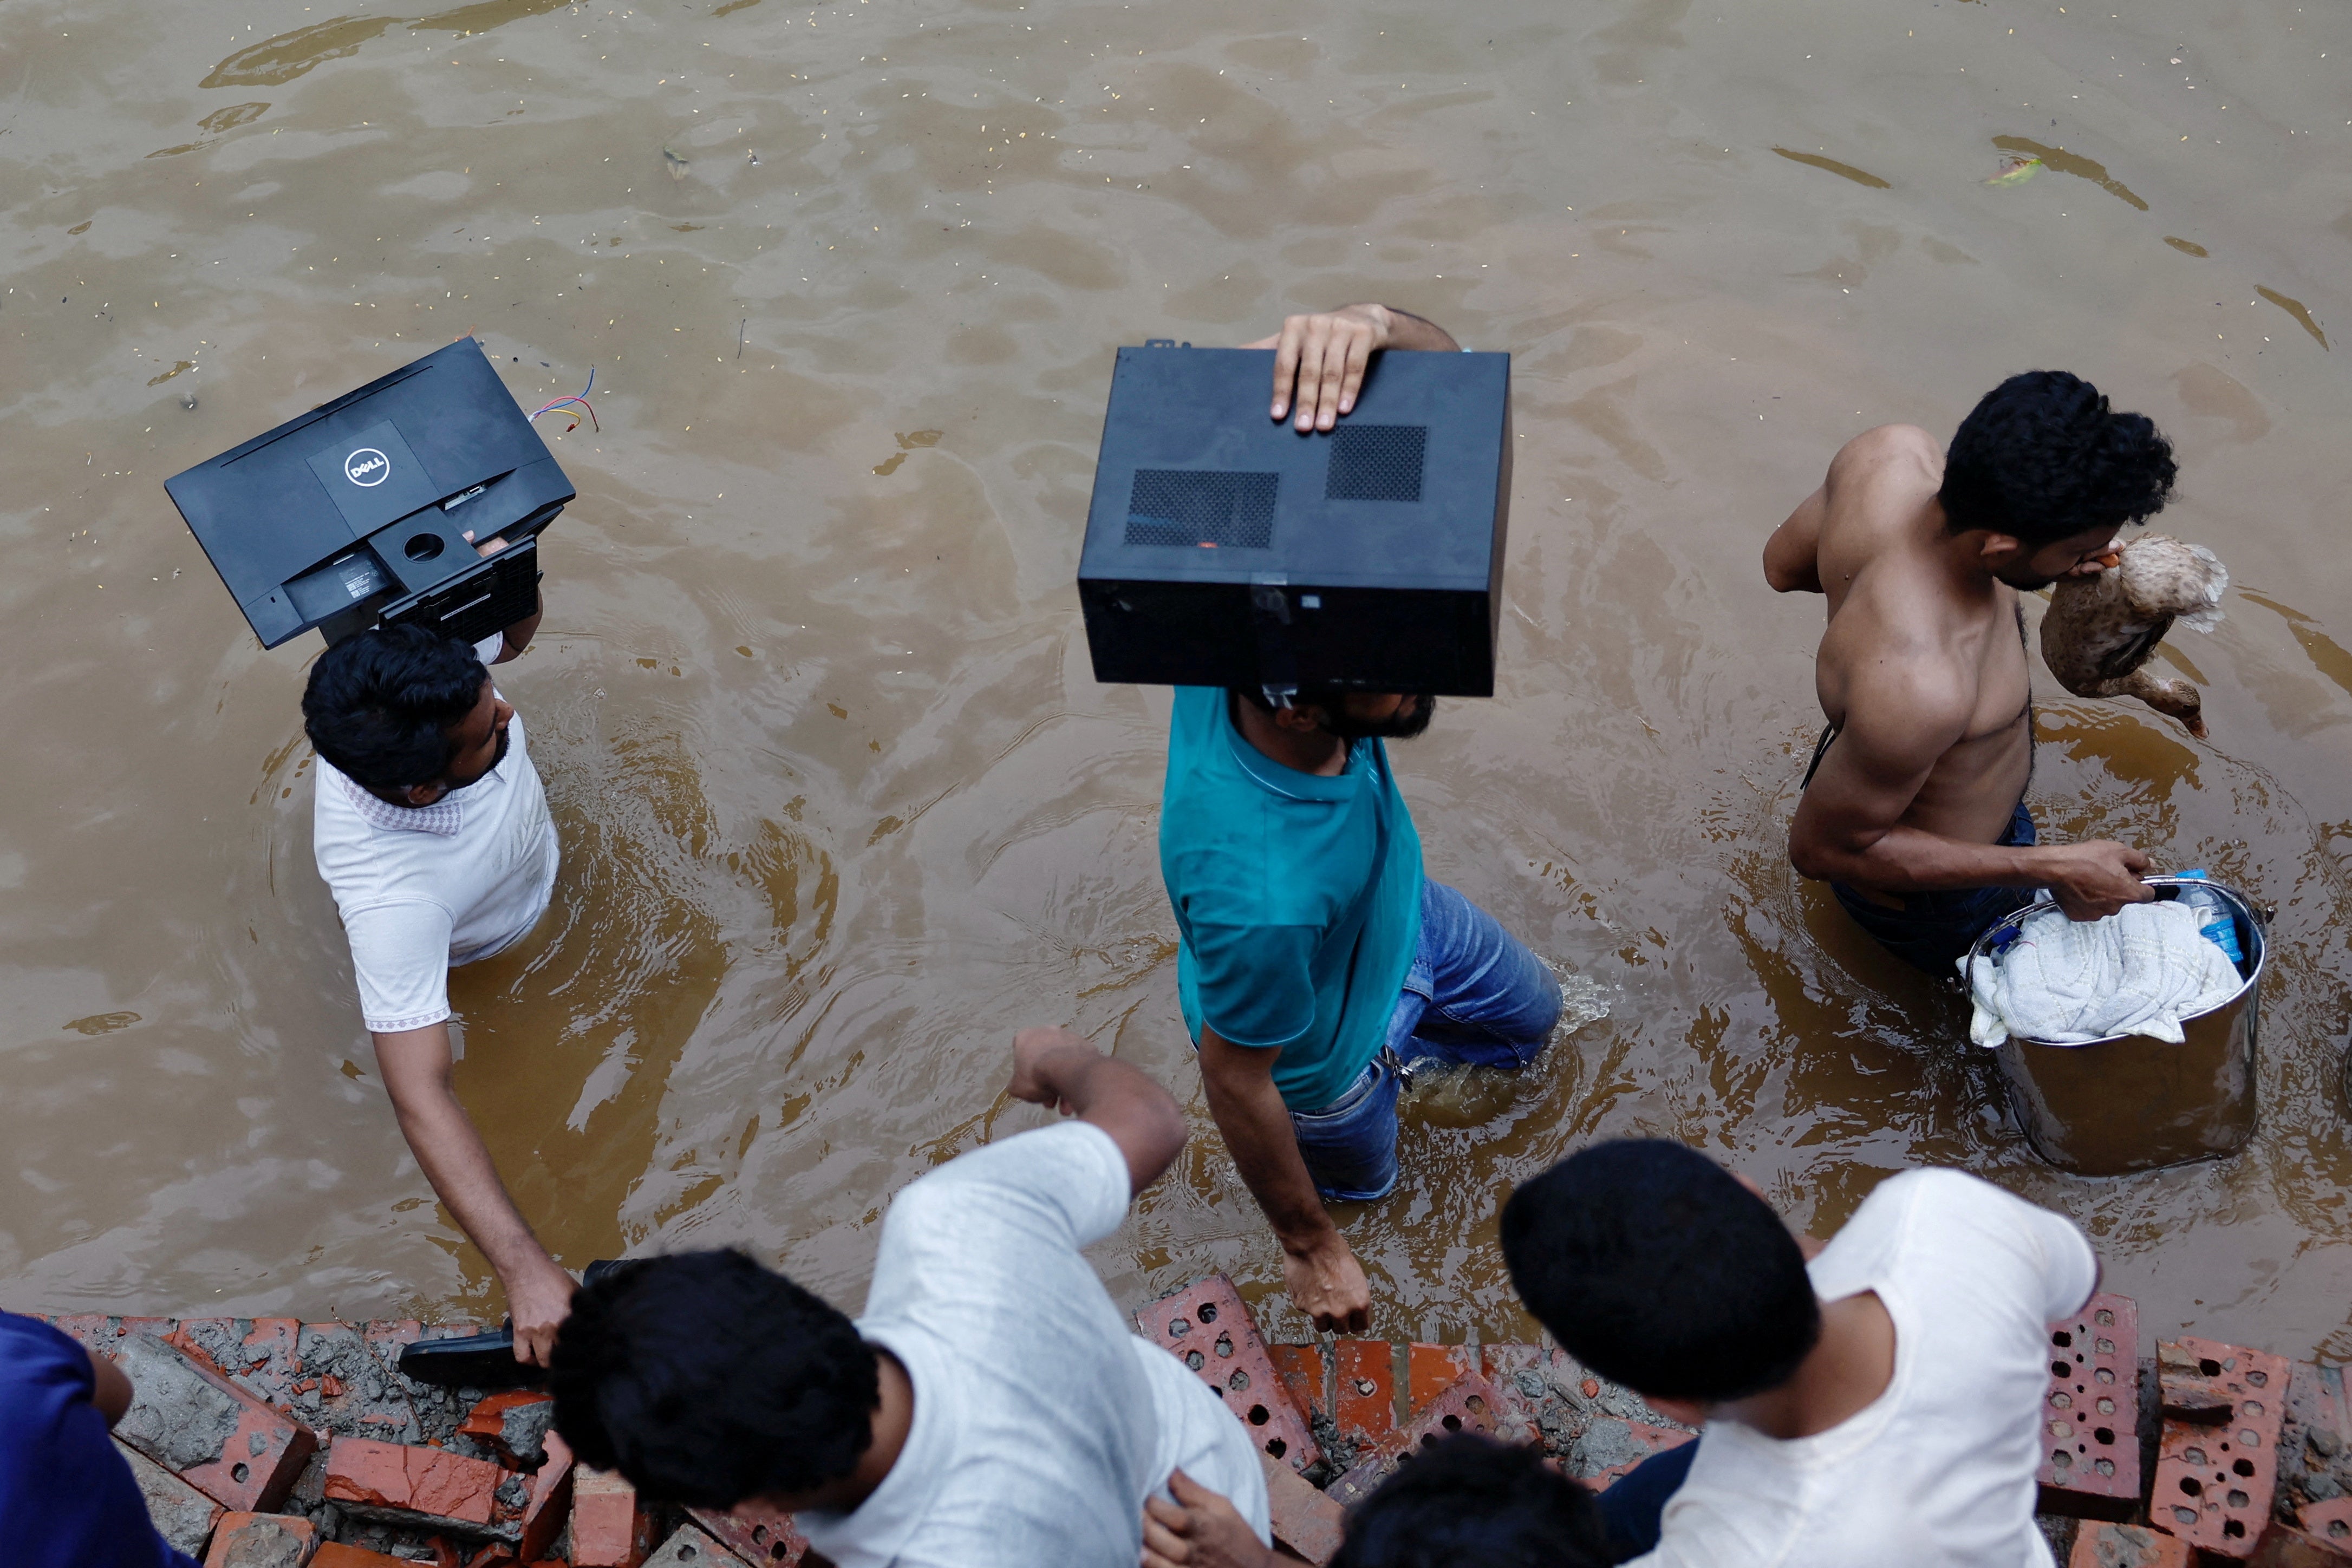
[1378,305,1460,353]
[377,1033,555,1280]
[1028,1040,1187,1194]
[1801,824,2048,893]
[1198,1047,1337,1251]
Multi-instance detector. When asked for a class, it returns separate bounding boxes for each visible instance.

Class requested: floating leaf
[1986,157,2042,186]
[661,144,691,180]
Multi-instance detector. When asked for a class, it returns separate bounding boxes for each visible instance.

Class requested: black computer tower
[1076,343,1510,696]
[165,337,574,650]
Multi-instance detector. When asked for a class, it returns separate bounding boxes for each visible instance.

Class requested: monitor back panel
[1077,344,1509,695]
[165,337,574,648]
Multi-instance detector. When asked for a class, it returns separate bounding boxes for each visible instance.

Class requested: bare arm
[86,1348,133,1427]
[1005,1026,1188,1194]
[1242,303,1460,432]
[1197,1028,1370,1333]
[373,1023,576,1364]
[1788,672,2150,919]
[1764,484,1827,594]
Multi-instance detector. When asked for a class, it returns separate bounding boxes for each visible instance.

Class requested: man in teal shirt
[1158,304,1563,1332]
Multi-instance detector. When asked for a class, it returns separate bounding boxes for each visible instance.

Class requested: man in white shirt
[1500,1140,2098,1567]
[301,556,572,1363]
[545,1027,1272,1568]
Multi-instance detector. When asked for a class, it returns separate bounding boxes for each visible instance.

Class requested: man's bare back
[1765,423,2151,937]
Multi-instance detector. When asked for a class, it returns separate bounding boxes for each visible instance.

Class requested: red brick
[1133,1274,1321,1475]
[1406,1344,1473,1416]
[2070,1521,2193,1567]
[324,1436,510,1532]
[2304,1500,2352,1543]
[1572,1420,1696,1492]
[2252,1524,2352,1567]
[1328,1372,1502,1508]
[109,1332,318,1513]
[203,1510,319,1567]
[168,1318,307,1412]
[1259,1449,1344,1566]
[312,1546,414,1568]
[2151,1336,2290,1558]
[53,1312,117,1348]
[688,1500,809,1565]
[2040,1292,2142,1520]
[1480,1344,1571,1448]
[1334,1340,1398,1446]
[116,1438,225,1558]
[1268,1344,1329,1419]
[460,1390,556,1465]
[521,1432,576,1563]
[313,1547,414,1568]
[646,1524,748,1567]
[574,1465,656,1567]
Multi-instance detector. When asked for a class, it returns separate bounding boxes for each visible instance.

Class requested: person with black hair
[548,1027,1269,1566]
[1138,1432,1612,1568]
[1160,306,1565,1334]
[1500,1140,2097,1566]
[1764,371,2176,974]
[301,543,570,1363]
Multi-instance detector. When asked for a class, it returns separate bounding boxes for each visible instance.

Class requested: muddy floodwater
[5,0,2352,1356]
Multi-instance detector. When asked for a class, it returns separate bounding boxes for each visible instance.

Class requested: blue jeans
[1594,1439,1698,1559]
[1288,882,1562,1201]
[1830,801,2038,978]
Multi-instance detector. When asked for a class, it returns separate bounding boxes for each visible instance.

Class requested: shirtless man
[1764,370,2178,974]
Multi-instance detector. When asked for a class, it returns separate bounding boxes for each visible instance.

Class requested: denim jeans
[1830,800,2038,977]
[1288,881,1562,1201]
[1594,1438,1698,1559]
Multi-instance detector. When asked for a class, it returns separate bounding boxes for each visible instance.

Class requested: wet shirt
[1632,1170,2098,1568]
[1158,687,1425,1112]
[0,1313,200,1568]
[797,1122,1270,1568]
[311,702,559,1033]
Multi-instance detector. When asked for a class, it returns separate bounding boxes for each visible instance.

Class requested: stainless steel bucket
[1964,877,2266,1177]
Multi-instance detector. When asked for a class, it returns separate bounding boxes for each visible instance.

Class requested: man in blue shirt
[0,1312,203,1568]
[1159,304,1563,1332]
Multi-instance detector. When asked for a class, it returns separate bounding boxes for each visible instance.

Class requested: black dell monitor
[1076,342,1511,697]
[165,337,574,650]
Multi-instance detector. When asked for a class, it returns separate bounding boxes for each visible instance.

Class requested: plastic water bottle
[2177,871,2246,965]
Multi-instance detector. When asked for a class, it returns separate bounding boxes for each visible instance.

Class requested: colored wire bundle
[529,367,598,433]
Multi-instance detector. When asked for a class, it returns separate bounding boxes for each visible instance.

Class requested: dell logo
[344,448,390,487]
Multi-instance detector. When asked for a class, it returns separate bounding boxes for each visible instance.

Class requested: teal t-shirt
[1158,687,1425,1111]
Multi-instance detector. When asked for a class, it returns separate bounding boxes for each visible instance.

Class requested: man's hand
[2036,840,2153,922]
[504,1256,579,1367]
[1243,304,1399,432]
[1282,1232,1372,1335]
[461,530,510,558]
[1141,1469,1275,1568]
[1004,1025,1189,1195]
[1008,1024,1094,1114]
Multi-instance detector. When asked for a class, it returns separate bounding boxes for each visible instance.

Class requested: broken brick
[646,1523,744,1567]
[2304,1500,2352,1543]
[688,1500,807,1566]
[1133,1274,1320,1474]
[2041,1293,2142,1520]
[1334,1340,1398,1446]
[169,1318,305,1412]
[203,1510,319,1567]
[2151,1336,2289,1558]
[1268,1344,1328,1420]
[460,1391,556,1466]
[109,1332,318,1513]
[520,1431,576,1562]
[324,1436,515,1537]
[116,1436,225,1558]
[573,1465,657,1567]
[1480,1343,1572,1448]
[1328,1372,1501,1508]
[1260,1449,1344,1566]
[2251,1524,2352,1567]
[1406,1344,1474,1416]
[311,1546,414,1568]
[2070,1521,2192,1568]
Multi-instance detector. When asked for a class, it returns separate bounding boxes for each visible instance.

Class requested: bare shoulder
[1827,424,1941,492]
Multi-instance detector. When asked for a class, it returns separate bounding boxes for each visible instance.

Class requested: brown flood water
[5,0,2352,1356]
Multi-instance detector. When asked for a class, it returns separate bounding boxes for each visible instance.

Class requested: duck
[2038,534,2228,738]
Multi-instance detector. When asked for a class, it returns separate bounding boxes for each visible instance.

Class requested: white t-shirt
[798,1122,1271,1568]
[1633,1169,2098,1568]
[311,704,559,1033]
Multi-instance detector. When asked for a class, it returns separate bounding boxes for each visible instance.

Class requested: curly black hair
[1940,370,2177,548]
[546,1250,879,1508]
[301,622,486,792]
[1332,1433,1612,1568]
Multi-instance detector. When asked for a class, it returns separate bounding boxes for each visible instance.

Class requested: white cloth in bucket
[1963,899,2240,1048]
